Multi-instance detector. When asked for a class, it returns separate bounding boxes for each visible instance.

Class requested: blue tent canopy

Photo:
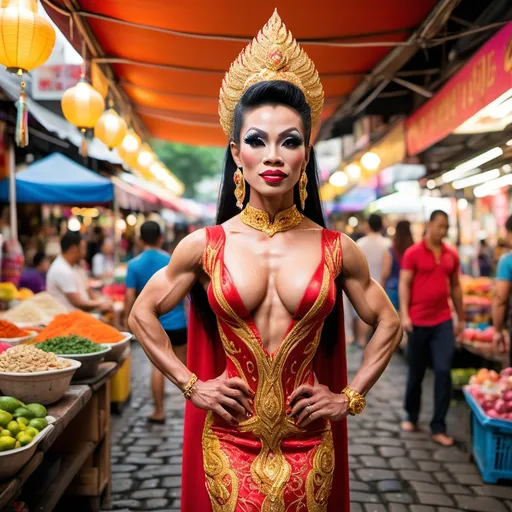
[0,153,113,204]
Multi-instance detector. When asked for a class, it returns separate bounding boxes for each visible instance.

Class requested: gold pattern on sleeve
[202,412,239,512]
[306,427,335,511]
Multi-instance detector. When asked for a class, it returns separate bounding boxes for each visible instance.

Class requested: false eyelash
[243,133,262,144]
[285,135,304,145]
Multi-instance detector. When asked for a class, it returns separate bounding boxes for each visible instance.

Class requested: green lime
[13,407,35,420]
[26,404,47,419]
[15,433,33,446]
[17,417,29,426]
[0,396,21,413]
[28,418,48,431]
[6,421,19,436]
[24,427,38,438]
[0,436,16,451]
[0,429,12,437]
[0,410,13,427]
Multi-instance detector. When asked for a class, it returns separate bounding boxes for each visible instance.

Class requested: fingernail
[250,389,255,396]
[286,407,291,415]
[246,412,251,418]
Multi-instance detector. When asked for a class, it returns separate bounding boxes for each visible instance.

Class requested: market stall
[0,311,131,511]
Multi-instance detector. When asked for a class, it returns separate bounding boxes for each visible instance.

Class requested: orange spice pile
[0,319,27,338]
[34,310,124,344]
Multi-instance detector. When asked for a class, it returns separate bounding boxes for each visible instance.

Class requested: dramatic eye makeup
[243,128,304,148]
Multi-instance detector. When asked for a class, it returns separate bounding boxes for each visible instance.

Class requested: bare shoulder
[172,228,207,269]
[340,234,369,278]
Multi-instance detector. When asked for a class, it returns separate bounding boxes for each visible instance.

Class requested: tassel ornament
[15,82,28,148]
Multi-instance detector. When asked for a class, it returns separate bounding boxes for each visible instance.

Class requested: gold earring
[299,171,308,210]
[233,168,246,210]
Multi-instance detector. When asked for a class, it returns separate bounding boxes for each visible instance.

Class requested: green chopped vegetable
[35,335,107,355]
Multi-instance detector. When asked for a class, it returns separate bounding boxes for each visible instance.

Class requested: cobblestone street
[106,342,512,511]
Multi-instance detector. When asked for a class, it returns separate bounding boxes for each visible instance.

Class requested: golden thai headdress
[219,10,324,137]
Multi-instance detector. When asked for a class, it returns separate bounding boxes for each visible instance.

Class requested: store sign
[31,64,82,100]
[406,22,512,155]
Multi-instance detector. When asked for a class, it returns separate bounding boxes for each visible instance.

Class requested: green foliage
[151,140,225,199]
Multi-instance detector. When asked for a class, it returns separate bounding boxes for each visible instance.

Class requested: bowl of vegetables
[0,319,37,346]
[103,332,132,362]
[35,336,111,380]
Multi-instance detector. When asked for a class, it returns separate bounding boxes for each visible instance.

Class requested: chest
[222,230,324,316]
[414,249,456,276]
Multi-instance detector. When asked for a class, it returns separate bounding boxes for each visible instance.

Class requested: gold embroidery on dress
[306,428,335,511]
[202,412,239,512]
[203,228,339,511]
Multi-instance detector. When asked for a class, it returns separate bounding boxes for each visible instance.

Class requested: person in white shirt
[47,231,112,312]
[356,214,391,346]
[92,238,115,279]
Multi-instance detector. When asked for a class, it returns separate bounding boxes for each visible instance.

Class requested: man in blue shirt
[493,214,512,368]
[125,221,187,423]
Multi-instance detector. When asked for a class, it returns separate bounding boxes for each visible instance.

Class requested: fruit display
[0,345,72,373]
[464,325,494,343]
[34,310,124,344]
[461,276,493,325]
[466,367,512,421]
[461,276,493,297]
[0,396,50,452]
[451,368,478,388]
[36,336,108,355]
[0,283,18,302]
[0,292,67,325]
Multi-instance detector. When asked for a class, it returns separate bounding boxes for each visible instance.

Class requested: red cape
[181,300,350,511]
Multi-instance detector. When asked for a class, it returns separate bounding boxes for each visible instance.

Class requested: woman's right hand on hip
[190,373,254,425]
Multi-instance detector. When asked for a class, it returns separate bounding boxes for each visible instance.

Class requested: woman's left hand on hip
[287,383,349,427]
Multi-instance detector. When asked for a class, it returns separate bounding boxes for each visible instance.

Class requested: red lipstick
[259,169,287,183]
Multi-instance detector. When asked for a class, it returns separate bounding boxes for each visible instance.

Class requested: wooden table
[0,359,123,511]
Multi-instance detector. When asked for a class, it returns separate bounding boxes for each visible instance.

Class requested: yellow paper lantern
[0,0,56,147]
[94,107,127,150]
[117,129,141,166]
[137,143,156,169]
[62,78,105,156]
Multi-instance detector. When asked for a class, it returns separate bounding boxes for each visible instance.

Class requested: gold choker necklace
[240,204,303,237]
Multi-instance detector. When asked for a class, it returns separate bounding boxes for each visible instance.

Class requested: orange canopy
[47,0,437,147]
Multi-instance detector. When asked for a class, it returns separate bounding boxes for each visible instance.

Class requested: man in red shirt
[399,210,463,447]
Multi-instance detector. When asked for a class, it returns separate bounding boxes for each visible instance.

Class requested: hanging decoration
[137,143,156,169]
[62,78,105,157]
[117,128,141,166]
[94,100,127,150]
[0,0,56,147]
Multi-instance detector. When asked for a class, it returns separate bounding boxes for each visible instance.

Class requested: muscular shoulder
[171,228,207,271]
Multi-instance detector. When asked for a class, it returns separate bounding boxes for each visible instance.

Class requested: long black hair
[190,81,340,353]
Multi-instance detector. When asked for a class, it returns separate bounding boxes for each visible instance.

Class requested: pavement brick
[349,444,377,455]
[444,483,471,495]
[416,492,454,506]
[378,446,406,457]
[472,485,512,500]
[417,461,442,472]
[350,480,371,492]
[110,499,142,510]
[398,470,434,482]
[376,480,403,493]
[389,457,418,470]
[356,469,398,481]
[383,492,414,504]
[455,495,508,512]
[144,498,169,508]
[139,478,160,489]
[360,455,389,468]
[388,505,409,512]
[350,504,363,512]
[111,479,133,493]
[131,489,167,499]
[364,505,387,512]
[409,449,431,460]
[161,476,182,488]
[409,481,443,494]
[452,473,484,486]
[410,507,436,512]
[444,462,480,474]
[350,491,380,503]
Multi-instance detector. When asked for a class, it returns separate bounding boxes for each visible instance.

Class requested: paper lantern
[0,0,56,147]
[117,129,141,166]
[62,78,105,156]
[137,143,156,168]
[94,107,127,150]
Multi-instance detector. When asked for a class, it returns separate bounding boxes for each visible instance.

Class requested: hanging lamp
[62,77,105,157]
[137,143,156,169]
[0,0,56,147]
[94,100,127,150]
[117,128,141,166]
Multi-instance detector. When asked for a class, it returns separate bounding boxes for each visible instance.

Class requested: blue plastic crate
[463,388,512,483]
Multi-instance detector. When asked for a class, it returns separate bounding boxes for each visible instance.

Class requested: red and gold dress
[182,225,350,511]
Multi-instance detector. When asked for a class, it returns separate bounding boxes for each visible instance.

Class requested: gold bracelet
[183,373,198,400]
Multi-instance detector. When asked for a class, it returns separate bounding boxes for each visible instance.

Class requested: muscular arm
[128,229,206,390]
[341,236,402,395]
[380,250,392,288]
[493,280,511,332]
[450,271,464,328]
[124,288,137,331]
[399,269,413,323]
